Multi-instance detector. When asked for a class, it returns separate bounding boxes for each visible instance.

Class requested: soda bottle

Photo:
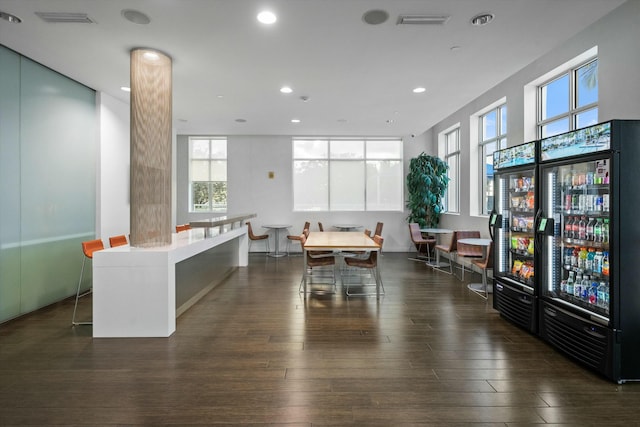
[578,216,587,240]
[572,215,580,238]
[586,217,596,241]
[578,247,588,270]
[594,218,603,243]
[564,216,573,238]
[586,248,595,272]
[565,247,573,268]
[602,252,610,276]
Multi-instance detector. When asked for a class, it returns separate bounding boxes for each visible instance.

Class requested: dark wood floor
[2,252,640,426]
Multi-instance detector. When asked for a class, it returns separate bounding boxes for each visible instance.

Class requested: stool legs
[72,256,92,326]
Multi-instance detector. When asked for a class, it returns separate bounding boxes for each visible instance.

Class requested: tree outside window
[189,137,227,212]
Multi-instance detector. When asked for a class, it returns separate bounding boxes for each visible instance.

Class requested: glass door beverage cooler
[491,141,538,333]
[537,120,640,383]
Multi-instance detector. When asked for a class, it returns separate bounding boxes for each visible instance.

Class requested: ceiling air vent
[397,15,450,25]
[35,12,96,23]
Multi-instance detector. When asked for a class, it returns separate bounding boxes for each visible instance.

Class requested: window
[479,105,507,215]
[538,58,598,138]
[443,128,460,213]
[292,138,403,211]
[189,137,227,212]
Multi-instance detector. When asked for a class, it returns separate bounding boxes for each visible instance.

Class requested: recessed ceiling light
[121,9,150,25]
[143,51,160,60]
[0,11,22,23]
[216,95,224,99]
[291,119,301,123]
[280,86,293,94]
[413,87,426,93]
[257,10,276,24]
[362,10,389,25]
[120,86,131,92]
[471,13,494,26]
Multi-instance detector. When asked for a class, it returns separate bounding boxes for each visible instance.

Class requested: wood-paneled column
[129,48,172,247]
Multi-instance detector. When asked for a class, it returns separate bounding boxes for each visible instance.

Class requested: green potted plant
[406,152,449,227]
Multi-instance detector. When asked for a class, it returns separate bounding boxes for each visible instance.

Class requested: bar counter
[92,220,250,338]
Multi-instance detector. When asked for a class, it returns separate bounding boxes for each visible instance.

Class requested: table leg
[268,228,287,258]
[303,249,308,297]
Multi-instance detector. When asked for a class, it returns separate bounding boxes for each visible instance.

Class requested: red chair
[246,221,270,253]
[72,239,104,326]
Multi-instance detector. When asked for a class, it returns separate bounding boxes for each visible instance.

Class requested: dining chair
[343,235,384,296]
[72,239,104,326]
[246,221,270,254]
[176,224,190,232]
[374,221,383,237]
[433,231,458,274]
[109,235,128,247]
[317,222,324,232]
[408,223,436,261]
[470,241,494,299]
[454,230,483,280]
[286,221,310,255]
[298,233,336,294]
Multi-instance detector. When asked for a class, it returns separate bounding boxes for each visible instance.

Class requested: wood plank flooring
[1,252,640,425]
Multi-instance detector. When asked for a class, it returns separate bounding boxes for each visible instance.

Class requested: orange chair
[318,222,324,232]
[246,221,270,253]
[176,224,190,233]
[286,221,310,255]
[374,222,383,237]
[471,241,494,299]
[343,235,385,296]
[72,239,104,326]
[109,235,128,247]
[455,230,482,280]
[433,231,458,274]
[408,223,436,261]
[299,233,336,293]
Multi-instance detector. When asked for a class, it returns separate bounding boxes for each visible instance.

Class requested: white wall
[176,133,428,252]
[97,92,130,240]
[427,0,640,237]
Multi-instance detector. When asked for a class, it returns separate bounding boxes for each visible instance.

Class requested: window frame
[442,127,460,214]
[537,57,598,138]
[188,136,228,213]
[292,137,403,212]
[478,105,507,216]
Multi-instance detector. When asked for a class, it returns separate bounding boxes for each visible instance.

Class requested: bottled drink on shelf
[597,282,608,309]
[574,273,583,298]
[578,247,588,270]
[602,251,610,276]
[581,275,591,301]
[603,194,610,212]
[587,217,595,241]
[586,248,595,272]
[565,247,573,267]
[603,219,610,243]
[594,251,603,274]
[572,247,580,268]
[594,218,603,243]
[566,271,575,295]
[589,280,598,305]
[578,216,587,240]
[572,216,580,238]
[564,216,573,238]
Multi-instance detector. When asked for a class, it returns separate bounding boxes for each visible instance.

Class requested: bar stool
[109,235,128,247]
[72,239,104,326]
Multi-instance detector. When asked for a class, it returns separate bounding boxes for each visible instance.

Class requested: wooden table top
[304,231,380,250]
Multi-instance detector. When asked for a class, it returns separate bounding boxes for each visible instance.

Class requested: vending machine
[490,141,538,333]
[536,120,640,382]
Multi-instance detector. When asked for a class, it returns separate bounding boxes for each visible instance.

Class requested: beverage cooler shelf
[501,272,534,288]
[563,238,609,249]
[511,248,533,259]
[550,291,610,319]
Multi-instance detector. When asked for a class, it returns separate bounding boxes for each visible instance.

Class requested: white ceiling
[0,0,627,137]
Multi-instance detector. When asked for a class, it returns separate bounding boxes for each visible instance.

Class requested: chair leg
[72,256,92,326]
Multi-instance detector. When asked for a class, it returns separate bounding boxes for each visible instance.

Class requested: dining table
[456,237,493,298]
[302,231,382,298]
[262,224,291,257]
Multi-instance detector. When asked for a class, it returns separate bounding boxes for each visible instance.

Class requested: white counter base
[92,227,248,338]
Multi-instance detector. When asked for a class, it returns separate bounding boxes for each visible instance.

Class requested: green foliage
[406,153,449,228]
